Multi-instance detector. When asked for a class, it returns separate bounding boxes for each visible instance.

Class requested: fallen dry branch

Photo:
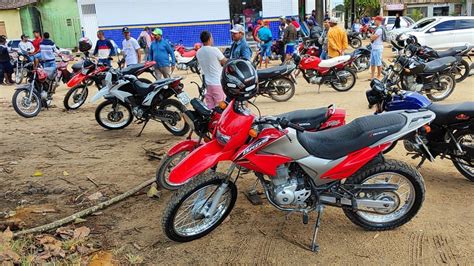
[55,145,81,154]
[13,178,155,237]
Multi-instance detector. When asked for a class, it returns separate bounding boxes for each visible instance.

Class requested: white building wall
[77,0,99,44]
[262,0,299,18]
[95,0,230,27]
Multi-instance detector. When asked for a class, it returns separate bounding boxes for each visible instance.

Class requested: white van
[408,16,474,49]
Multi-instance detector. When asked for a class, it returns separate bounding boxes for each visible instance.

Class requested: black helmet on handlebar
[221,59,258,101]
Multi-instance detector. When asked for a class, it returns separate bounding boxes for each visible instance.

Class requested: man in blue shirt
[149,28,176,79]
[229,24,252,60]
[39,32,59,69]
[93,30,114,66]
[257,21,273,68]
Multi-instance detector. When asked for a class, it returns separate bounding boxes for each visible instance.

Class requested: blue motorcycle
[366,79,474,181]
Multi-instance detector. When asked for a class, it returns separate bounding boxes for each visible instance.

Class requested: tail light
[456,114,470,120]
[36,69,48,81]
[172,80,183,90]
[420,125,431,135]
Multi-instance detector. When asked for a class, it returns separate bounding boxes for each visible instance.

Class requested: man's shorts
[370,49,383,66]
[285,43,295,55]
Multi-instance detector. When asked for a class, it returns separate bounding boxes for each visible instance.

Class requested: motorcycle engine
[406,76,423,92]
[270,165,311,207]
[306,70,323,85]
[403,135,428,153]
[177,63,188,71]
[132,106,144,119]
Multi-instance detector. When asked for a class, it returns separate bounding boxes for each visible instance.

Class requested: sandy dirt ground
[1,45,473,264]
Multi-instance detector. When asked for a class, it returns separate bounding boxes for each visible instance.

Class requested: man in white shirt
[121,27,141,66]
[370,16,384,80]
[19,34,35,60]
[196,31,227,109]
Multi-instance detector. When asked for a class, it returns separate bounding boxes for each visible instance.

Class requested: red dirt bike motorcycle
[63,56,156,110]
[162,98,435,251]
[293,54,357,93]
[156,96,346,190]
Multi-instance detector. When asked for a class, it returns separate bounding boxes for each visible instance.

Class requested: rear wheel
[64,84,89,110]
[330,68,356,92]
[343,159,425,230]
[350,37,362,49]
[95,100,133,130]
[427,74,455,102]
[452,59,470,83]
[156,151,192,190]
[158,98,190,136]
[162,172,237,242]
[267,78,295,102]
[452,130,474,181]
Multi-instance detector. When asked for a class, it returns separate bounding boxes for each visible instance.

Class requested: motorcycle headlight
[404,49,413,57]
[393,63,402,72]
[215,129,231,146]
[18,55,25,61]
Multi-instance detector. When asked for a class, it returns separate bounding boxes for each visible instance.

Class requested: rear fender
[167,139,200,157]
[67,73,87,88]
[320,108,346,130]
[168,140,234,185]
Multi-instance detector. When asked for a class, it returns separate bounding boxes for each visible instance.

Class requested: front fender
[167,139,200,157]
[168,139,234,185]
[67,73,87,88]
[90,86,110,103]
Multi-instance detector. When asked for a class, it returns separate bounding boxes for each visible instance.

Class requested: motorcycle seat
[152,78,176,86]
[297,113,407,160]
[133,79,154,96]
[121,63,145,75]
[427,102,474,125]
[423,56,457,73]
[71,62,83,73]
[276,107,328,130]
[319,55,351,68]
[436,45,469,57]
[191,98,212,117]
[257,65,290,79]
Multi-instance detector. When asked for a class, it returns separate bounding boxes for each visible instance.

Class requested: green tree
[343,0,380,18]
[335,4,345,12]
[410,9,424,21]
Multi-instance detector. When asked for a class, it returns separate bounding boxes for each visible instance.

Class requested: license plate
[177,91,191,105]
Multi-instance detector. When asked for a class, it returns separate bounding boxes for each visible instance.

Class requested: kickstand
[137,119,149,137]
[317,85,321,94]
[310,205,325,252]
[416,157,426,169]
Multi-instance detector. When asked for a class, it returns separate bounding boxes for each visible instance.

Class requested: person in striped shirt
[93,30,114,66]
[39,32,59,69]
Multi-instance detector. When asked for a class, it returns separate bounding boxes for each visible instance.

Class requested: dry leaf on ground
[73,226,91,239]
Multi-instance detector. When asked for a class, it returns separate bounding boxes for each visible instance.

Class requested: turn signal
[456,114,470,120]
[421,125,431,135]
[218,101,228,110]
[248,129,258,138]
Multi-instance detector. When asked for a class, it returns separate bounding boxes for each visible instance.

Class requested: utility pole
[350,0,355,25]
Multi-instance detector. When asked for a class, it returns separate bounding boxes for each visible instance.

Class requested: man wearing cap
[93,31,114,66]
[370,16,384,80]
[229,24,252,61]
[257,21,273,68]
[149,28,175,79]
[121,27,141,66]
[19,34,35,61]
[327,18,348,58]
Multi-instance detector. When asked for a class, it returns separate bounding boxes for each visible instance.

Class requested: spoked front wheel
[12,89,42,118]
[343,159,425,230]
[64,84,89,110]
[162,172,237,242]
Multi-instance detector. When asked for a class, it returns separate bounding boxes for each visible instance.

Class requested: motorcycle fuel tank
[300,56,321,69]
[385,91,431,111]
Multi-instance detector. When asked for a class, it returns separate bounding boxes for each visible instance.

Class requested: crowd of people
[1,10,388,110]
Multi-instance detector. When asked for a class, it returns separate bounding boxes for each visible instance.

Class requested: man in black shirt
[393,13,401,29]
[0,35,14,85]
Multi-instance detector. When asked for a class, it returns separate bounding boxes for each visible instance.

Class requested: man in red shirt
[31,30,42,59]
[252,20,263,42]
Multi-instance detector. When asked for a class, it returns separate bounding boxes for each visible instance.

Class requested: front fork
[199,164,237,218]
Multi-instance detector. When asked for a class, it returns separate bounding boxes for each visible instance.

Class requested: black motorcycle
[91,68,190,136]
[347,31,362,49]
[256,64,297,102]
[388,54,458,101]
[404,43,472,83]
[367,79,474,181]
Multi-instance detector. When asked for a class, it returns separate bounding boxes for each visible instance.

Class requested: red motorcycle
[156,98,346,190]
[174,42,201,58]
[294,54,357,93]
[360,24,375,40]
[63,57,157,110]
[162,97,435,251]
[297,39,320,57]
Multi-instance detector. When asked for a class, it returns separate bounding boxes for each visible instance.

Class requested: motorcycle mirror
[75,54,81,57]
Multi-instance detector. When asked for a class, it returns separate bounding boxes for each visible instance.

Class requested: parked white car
[388,17,443,42]
[383,16,415,30]
[407,16,474,50]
